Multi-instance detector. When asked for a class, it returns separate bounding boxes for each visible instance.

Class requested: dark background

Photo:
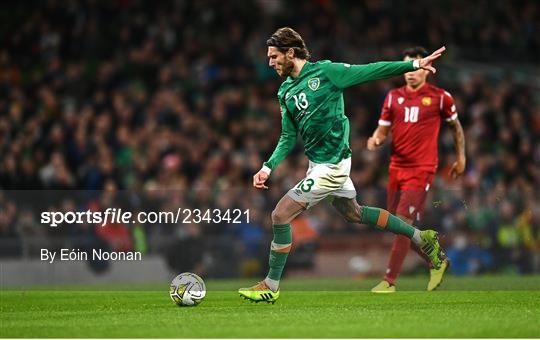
[0,0,539,279]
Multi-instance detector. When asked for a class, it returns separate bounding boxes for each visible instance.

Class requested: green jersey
[263,60,416,171]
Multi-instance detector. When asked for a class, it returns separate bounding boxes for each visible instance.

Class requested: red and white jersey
[379,83,458,172]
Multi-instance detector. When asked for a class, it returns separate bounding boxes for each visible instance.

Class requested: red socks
[384,235,411,285]
[384,234,432,284]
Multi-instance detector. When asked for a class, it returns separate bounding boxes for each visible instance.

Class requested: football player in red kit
[367,46,466,292]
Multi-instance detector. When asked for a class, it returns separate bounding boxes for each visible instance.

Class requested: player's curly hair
[267,27,311,60]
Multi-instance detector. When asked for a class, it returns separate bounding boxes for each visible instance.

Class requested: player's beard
[279,59,294,77]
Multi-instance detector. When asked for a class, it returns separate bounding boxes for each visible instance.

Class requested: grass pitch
[1,275,539,338]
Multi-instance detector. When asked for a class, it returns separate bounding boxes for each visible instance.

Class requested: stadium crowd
[0,0,539,275]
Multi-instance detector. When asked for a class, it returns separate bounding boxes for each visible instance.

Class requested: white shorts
[287,157,357,209]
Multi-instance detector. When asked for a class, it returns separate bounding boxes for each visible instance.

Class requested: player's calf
[331,197,362,223]
[334,203,446,268]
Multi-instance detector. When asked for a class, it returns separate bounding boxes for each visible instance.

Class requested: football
[169,272,207,306]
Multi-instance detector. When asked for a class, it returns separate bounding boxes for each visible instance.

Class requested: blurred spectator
[165,223,208,276]
[447,233,494,275]
[0,0,538,275]
[232,209,267,277]
[516,205,540,273]
[288,215,319,269]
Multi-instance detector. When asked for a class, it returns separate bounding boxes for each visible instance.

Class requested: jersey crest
[398,97,404,104]
[422,97,432,106]
[307,78,320,91]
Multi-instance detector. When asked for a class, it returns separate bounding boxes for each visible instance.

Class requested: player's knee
[271,208,290,224]
[395,209,414,223]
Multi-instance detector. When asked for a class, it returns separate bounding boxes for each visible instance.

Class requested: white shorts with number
[287,157,357,209]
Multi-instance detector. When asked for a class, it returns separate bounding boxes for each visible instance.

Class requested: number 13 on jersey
[293,93,309,110]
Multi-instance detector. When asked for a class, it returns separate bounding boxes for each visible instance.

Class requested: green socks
[360,206,416,238]
[264,208,418,289]
[267,223,292,281]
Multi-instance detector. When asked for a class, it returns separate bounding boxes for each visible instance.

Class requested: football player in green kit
[239,27,447,303]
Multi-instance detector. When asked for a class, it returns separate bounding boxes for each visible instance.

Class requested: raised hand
[418,46,446,74]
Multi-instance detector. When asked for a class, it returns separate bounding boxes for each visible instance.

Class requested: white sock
[411,229,422,246]
[264,277,279,292]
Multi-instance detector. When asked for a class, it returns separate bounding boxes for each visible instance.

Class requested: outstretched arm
[323,46,447,88]
[447,118,466,179]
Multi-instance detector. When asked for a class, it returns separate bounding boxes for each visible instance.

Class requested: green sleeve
[263,101,298,171]
[322,60,415,89]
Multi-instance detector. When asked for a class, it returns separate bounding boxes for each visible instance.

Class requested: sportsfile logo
[40,208,250,227]
[41,208,133,227]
